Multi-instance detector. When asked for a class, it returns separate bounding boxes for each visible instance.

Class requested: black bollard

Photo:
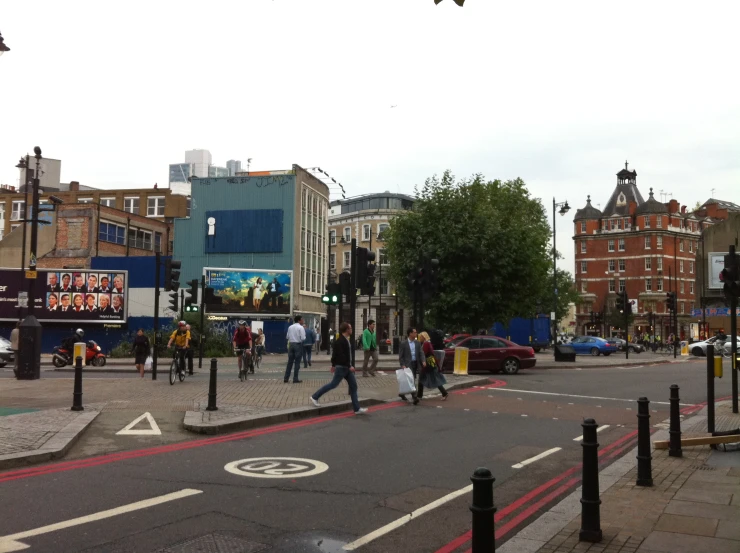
[71,355,84,412]
[206,358,218,412]
[579,418,602,542]
[669,384,682,457]
[470,467,496,552]
[636,397,653,486]
[707,344,715,434]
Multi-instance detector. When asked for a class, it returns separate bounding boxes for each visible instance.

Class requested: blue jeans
[285,342,303,381]
[303,345,313,367]
[312,365,361,412]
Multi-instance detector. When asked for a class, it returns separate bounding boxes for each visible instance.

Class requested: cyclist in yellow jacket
[167,321,190,375]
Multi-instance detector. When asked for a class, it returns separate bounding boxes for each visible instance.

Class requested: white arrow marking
[116,412,161,436]
[0,489,202,552]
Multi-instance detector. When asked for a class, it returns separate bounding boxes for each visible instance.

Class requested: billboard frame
[202,267,293,318]
[708,252,728,290]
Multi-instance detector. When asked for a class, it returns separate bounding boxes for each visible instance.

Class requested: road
[0,358,734,553]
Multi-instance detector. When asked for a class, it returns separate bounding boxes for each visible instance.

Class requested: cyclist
[233,320,253,376]
[167,321,190,375]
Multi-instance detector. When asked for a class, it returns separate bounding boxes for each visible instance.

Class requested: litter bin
[554,344,576,362]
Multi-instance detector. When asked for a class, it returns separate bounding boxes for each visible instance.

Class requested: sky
[1,0,739,273]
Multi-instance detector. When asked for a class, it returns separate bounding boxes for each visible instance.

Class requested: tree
[536,262,581,325]
[384,171,552,333]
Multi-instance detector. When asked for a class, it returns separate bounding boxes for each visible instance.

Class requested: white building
[168,149,212,197]
[226,160,242,176]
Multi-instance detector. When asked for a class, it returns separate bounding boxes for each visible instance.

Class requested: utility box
[17,315,42,380]
[554,344,577,362]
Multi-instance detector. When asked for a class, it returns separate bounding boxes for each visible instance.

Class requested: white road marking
[573,425,610,441]
[225,457,328,479]
[521,414,528,417]
[568,403,574,405]
[553,417,558,420]
[464,409,470,412]
[116,412,161,436]
[488,388,687,406]
[436,406,443,409]
[343,484,474,550]
[512,447,562,469]
[492,412,498,414]
[0,489,202,552]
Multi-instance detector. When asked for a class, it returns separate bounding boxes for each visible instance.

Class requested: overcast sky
[1,0,738,272]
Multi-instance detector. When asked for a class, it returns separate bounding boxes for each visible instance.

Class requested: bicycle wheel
[255,354,262,371]
[721,347,731,359]
[169,359,176,385]
[179,364,186,382]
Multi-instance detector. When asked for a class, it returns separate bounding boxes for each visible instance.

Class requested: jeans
[312,365,361,412]
[285,342,303,381]
[303,344,313,367]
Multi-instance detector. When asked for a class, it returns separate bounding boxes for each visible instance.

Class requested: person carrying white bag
[397,327,421,405]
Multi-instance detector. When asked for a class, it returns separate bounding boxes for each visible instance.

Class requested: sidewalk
[499,401,740,553]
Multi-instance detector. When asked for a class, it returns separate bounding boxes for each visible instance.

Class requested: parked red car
[444,333,471,346]
[443,336,536,375]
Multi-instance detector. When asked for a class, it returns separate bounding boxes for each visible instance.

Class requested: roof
[601,162,644,216]
[700,198,740,212]
[635,188,669,215]
[573,195,603,221]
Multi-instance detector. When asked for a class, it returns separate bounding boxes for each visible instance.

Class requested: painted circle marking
[224,457,329,479]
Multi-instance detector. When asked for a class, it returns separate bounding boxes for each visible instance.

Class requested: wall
[0,212,57,269]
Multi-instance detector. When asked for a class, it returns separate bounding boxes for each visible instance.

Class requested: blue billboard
[204,268,292,316]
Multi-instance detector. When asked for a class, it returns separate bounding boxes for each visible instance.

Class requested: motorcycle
[52,340,107,368]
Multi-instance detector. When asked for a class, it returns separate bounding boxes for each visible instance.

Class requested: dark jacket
[331,335,352,367]
[399,338,423,369]
[132,335,150,356]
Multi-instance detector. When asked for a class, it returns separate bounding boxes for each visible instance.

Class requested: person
[47,293,58,311]
[98,276,112,293]
[252,277,263,311]
[167,321,190,375]
[130,329,150,378]
[302,322,316,368]
[73,274,86,293]
[112,275,124,294]
[398,327,421,405]
[86,274,99,293]
[47,273,60,292]
[254,328,266,362]
[10,322,20,377]
[98,294,113,314]
[59,294,71,312]
[60,273,72,292]
[62,328,85,355]
[72,294,85,313]
[285,315,306,383]
[361,319,378,377]
[310,322,368,415]
[185,324,196,374]
[232,320,253,376]
[267,277,281,309]
[111,295,124,313]
[85,294,97,312]
[418,331,448,400]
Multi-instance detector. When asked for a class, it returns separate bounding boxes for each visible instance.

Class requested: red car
[443,336,536,375]
[444,333,471,346]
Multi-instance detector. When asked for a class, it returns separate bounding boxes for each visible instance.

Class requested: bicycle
[254,345,264,371]
[713,341,733,359]
[169,347,186,385]
[236,347,253,382]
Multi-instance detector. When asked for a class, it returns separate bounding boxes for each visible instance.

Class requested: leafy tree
[536,262,581,324]
[384,171,552,333]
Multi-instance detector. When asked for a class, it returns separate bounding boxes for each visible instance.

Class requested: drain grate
[155,533,268,553]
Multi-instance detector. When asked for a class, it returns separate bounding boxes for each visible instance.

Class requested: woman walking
[418,331,448,400]
[131,329,150,378]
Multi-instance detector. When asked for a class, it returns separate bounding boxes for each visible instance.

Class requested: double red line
[680,395,732,416]
[434,429,639,553]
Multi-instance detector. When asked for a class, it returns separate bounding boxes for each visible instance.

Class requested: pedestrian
[285,315,306,383]
[417,331,448,400]
[310,322,368,415]
[10,321,20,377]
[302,322,316,368]
[398,327,420,405]
[130,329,150,378]
[185,324,197,374]
[361,319,378,377]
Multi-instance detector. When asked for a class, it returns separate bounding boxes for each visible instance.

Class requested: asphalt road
[0,359,735,553]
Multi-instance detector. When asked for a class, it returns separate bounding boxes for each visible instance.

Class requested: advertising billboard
[0,268,128,323]
[204,268,292,315]
[708,253,728,289]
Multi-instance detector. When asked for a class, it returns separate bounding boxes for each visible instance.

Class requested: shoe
[293,380,303,383]
[284,379,289,383]
[309,362,312,366]
[354,408,369,415]
[370,373,376,377]
[441,394,448,401]
[310,396,320,407]
[413,397,420,405]
[399,395,408,402]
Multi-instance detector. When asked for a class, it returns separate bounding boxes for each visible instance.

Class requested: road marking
[116,412,161,436]
[512,447,562,469]
[224,457,328,479]
[521,414,528,417]
[0,489,202,552]
[573,425,610,441]
[568,403,574,405]
[552,417,558,420]
[464,409,470,412]
[488,387,685,406]
[343,484,474,550]
[492,412,498,414]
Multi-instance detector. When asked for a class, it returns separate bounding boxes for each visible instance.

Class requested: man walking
[361,319,378,377]
[398,327,421,405]
[302,322,316,368]
[310,322,368,415]
[285,315,306,383]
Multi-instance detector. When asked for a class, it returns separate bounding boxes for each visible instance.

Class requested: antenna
[710,188,716,198]
[247,158,252,173]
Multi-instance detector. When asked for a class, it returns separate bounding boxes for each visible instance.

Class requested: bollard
[469,467,496,552]
[707,344,715,434]
[71,356,84,411]
[669,384,682,457]
[206,358,218,412]
[579,418,602,542]
[636,397,653,486]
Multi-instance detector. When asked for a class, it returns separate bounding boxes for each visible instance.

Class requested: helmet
[75,328,84,339]
[238,320,247,326]
[178,321,186,327]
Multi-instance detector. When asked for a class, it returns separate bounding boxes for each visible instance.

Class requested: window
[657,236,663,249]
[656,216,662,228]
[617,219,623,230]
[330,253,336,270]
[100,197,116,208]
[618,238,625,251]
[619,279,626,293]
[619,259,626,272]
[581,241,586,254]
[608,260,615,272]
[646,279,652,292]
[689,241,693,253]
[154,232,163,253]
[690,282,694,294]
[98,222,126,245]
[644,236,651,249]
[329,230,336,245]
[657,279,663,292]
[610,219,616,230]
[78,198,93,204]
[645,258,652,270]
[643,216,650,228]
[609,280,616,293]
[343,227,351,242]
[11,201,25,221]
[147,197,165,217]
[581,281,587,292]
[581,261,587,273]
[580,221,586,233]
[679,240,684,252]
[624,218,631,230]
[379,248,388,264]
[680,260,684,272]
[380,276,391,296]
[0,203,4,240]
[690,261,694,274]
[343,251,351,268]
[124,197,139,214]
[128,228,152,250]
[362,224,371,241]
[680,302,685,315]
[186,197,191,218]
[680,281,685,293]
[657,257,663,271]
[608,239,615,252]
[378,223,389,238]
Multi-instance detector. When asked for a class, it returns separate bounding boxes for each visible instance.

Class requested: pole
[707,344,716,433]
[350,238,357,366]
[206,358,218,411]
[579,418,602,542]
[27,154,41,314]
[20,155,29,319]
[669,384,682,457]
[179,289,184,321]
[198,275,205,369]
[624,296,629,360]
[152,252,160,381]
[552,197,557,346]
[636,397,653,486]
[730,244,738,414]
[419,276,425,332]
[71,355,84,411]
[469,467,496,552]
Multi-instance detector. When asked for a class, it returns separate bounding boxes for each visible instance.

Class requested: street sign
[25,270,37,279]
[550,311,556,320]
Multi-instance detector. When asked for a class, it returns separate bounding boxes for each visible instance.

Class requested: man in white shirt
[284,315,306,383]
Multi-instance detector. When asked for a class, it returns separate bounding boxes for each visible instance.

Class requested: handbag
[396,367,416,395]
[144,356,153,370]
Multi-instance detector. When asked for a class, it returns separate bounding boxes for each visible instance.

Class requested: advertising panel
[708,253,727,289]
[0,268,128,323]
[204,268,292,315]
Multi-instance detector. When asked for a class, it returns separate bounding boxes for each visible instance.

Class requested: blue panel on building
[91,256,167,288]
[205,210,283,254]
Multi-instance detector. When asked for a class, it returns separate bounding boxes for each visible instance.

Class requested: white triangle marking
[116,412,162,436]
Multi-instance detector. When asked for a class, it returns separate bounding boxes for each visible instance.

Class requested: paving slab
[637,530,738,553]
[653,513,718,537]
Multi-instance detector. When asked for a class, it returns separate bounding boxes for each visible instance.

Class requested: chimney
[629,201,637,215]
[681,205,686,214]
[70,181,80,192]
[668,199,679,213]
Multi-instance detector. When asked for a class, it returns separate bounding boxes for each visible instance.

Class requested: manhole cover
[155,533,267,553]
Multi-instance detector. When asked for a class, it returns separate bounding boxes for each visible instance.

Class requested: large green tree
[384,171,552,332]
[536,263,581,325]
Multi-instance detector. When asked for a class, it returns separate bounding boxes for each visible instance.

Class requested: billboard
[708,253,728,289]
[0,268,128,323]
[204,268,292,315]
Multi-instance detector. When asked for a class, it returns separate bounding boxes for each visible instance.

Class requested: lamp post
[0,31,10,56]
[552,198,571,344]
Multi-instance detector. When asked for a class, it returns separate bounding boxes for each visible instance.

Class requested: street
[0,358,732,552]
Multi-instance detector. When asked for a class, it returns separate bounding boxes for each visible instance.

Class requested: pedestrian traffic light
[322,282,341,305]
[184,279,199,312]
[355,247,376,293]
[164,259,181,292]
[616,291,625,313]
[168,291,179,312]
[665,292,677,312]
[339,271,352,297]
[623,291,632,315]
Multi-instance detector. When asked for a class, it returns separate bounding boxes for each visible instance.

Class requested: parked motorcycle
[52,340,107,367]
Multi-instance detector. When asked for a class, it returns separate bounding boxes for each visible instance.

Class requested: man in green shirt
[362,319,378,377]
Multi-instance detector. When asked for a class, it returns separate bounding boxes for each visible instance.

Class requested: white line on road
[343,484,473,550]
[512,447,562,469]
[488,388,688,406]
[573,425,610,441]
[0,489,202,552]
[116,412,161,436]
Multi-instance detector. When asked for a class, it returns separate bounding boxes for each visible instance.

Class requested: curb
[0,410,100,470]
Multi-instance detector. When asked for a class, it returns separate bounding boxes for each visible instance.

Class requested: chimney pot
[70,181,79,191]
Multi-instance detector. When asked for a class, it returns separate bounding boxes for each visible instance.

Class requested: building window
[362,224,371,241]
[100,197,116,208]
[186,197,191,218]
[680,281,685,293]
[617,219,623,230]
[343,227,351,242]
[581,281,587,292]
[657,279,663,292]
[329,230,336,245]
[657,257,663,271]
[128,228,152,250]
[618,238,625,251]
[645,258,652,270]
[624,218,631,229]
[124,197,139,214]
[147,197,165,217]
[380,276,391,296]
[679,240,684,252]
[610,219,616,230]
[657,236,663,249]
[378,223,389,238]
[608,239,615,252]
[581,261,587,273]
[78,198,93,204]
[98,221,126,245]
[608,259,615,272]
[680,302,685,315]
[580,221,586,233]
[644,236,651,249]
[619,279,626,293]
[643,216,650,228]
[379,248,388,265]
[619,259,626,272]
[646,278,652,292]
[11,201,25,221]
[609,280,616,293]
[689,241,693,253]
[344,251,351,268]
[680,260,684,272]
[690,281,694,294]
[690,261,694,273]
[581,241,586,253]
[330,253,336,270]
[656,216,662,228]
[154,232,163,253]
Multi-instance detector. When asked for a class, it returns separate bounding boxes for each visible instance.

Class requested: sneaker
[293,379,303,383]
[310,396,320,407]
[354,408,369,415]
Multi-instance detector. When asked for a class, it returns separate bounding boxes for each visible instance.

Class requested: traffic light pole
[199,275,205,369]
[674,302,678,359]
[350,238,357,366]
[624,303,629,360]
[731,292,738,413]
[152,253,161,381]
[179,289,184,320]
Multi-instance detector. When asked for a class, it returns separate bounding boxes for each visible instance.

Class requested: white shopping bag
[144,356,153,370]
[396,367,416,395]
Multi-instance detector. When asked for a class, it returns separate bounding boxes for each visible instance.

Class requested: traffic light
[184,279,199,312]
[666,292,676,312]
[434,0,465,6]
[720,253,740,298]
[339,271,352,297]
[168,291,178,312]
[624,291,632,315]
[322,282,341,305]
[363,262,377,296]
[616,291,625,313]
[590,311,595,323]
[355,247,376,293]
[164,259,181,292]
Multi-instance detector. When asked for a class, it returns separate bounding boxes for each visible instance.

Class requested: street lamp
[0,31,10,56]
[552,198,571,343]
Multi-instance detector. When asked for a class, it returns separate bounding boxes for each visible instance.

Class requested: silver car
[689,336,740,357]
[0,337,14,368]
[613,338,645,353]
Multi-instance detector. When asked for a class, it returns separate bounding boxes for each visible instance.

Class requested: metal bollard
[636,397,653,486]
[71,356,84,411]
[707,344,715,434]
[669,384,682,457]
[470,467,496,552]
[206,358,218,411]
[579,418,602,542]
